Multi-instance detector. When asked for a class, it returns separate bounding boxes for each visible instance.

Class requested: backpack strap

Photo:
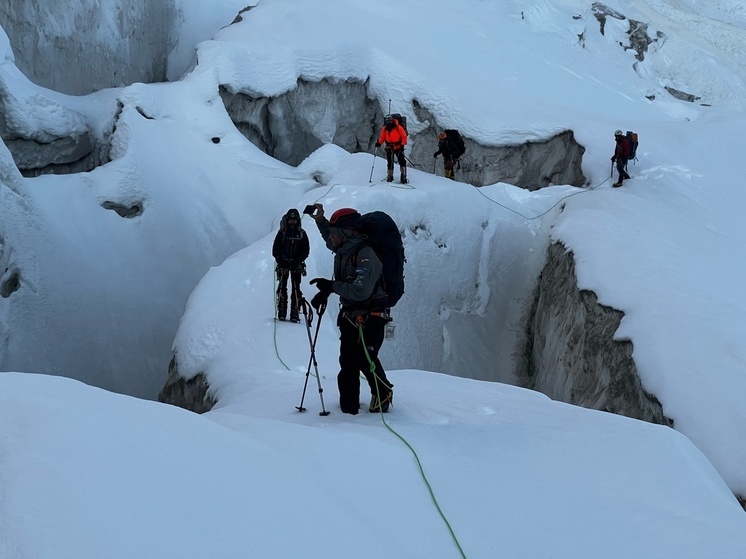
[351,245,387,298]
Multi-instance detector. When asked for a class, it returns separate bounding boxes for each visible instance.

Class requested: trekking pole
[432,157,437,175]
[369,146,378,183]
[296,297,330,416]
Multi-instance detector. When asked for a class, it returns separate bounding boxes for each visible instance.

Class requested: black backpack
[388,113,408,132]
[357,211,405,308]
[626,131,639,160]
[445,129,466,158]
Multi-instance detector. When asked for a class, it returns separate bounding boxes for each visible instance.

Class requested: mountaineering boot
[612,181,622,188]
[277,291,287,321]
[290,282,300,322]
[399,166,408,184]
[369,386,393,413]
[386,168,394,182]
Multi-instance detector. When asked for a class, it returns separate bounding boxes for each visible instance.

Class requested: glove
[310,278,333,311]
[310,291,328,311]
[375,142,381,148]
[433,152,439,158]
[310,277,334,296]
[611,156,616,162]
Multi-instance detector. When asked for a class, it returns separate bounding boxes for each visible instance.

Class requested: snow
[2,371,745,558]
[1,0,746,557]
[167,0,254,81]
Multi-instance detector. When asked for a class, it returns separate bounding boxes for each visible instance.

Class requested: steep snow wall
[0,1,178,95]
[161,239,670,427]
[519,241,670,425]
[221,79,587,189]
[0,60,116,176]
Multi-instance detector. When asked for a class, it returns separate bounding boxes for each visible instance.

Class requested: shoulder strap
[354,243,386,291]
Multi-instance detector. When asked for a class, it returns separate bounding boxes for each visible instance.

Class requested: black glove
[311,291,328,311]
[310,278,333,310]
[375,142,381,148]
[611,156,616,162]
[310,277,334,296]
[433,152,439,158]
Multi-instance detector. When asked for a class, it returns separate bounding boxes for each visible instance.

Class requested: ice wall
[520,241,670,425]
[0,0,178,95]
[222,79,587,189]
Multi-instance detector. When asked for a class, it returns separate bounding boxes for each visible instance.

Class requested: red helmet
[329,208,361,229]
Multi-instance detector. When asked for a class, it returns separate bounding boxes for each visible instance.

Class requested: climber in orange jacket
[375,115,408,184]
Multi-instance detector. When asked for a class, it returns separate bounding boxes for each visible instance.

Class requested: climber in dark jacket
[308,204,394,415]
[272,208,309,322]
[433,131,460,180]
[611,129,632,187]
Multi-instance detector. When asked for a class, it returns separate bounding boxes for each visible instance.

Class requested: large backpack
[445,129,466,158]
[357,211,405,308]
[626,130,639,161]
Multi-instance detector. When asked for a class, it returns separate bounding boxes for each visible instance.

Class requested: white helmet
[614,129,623,137]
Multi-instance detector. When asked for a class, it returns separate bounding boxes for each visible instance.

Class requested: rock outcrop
[158,356,216,414]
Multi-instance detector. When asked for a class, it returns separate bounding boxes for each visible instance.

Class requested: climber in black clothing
[272,208,310,322]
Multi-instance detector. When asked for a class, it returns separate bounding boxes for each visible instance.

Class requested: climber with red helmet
[375,115,408,184]
[307,204,394,414]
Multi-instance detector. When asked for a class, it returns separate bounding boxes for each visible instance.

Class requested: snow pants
[336,312,392,414]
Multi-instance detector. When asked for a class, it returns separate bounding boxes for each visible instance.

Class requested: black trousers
[277,268,302,310]
[336,313,392,413]
[385,147,406,170]
[616,157,631,181]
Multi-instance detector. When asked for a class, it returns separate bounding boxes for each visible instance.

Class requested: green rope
[473,173,612,220]
[279,184,463,554]
[272,269,291,371]
[358,324,468,559]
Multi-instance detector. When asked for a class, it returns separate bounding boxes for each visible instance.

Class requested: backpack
[357,211,405,308]
[626,131,639,160]
[388,113,408,132]
[445,129,466,158]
